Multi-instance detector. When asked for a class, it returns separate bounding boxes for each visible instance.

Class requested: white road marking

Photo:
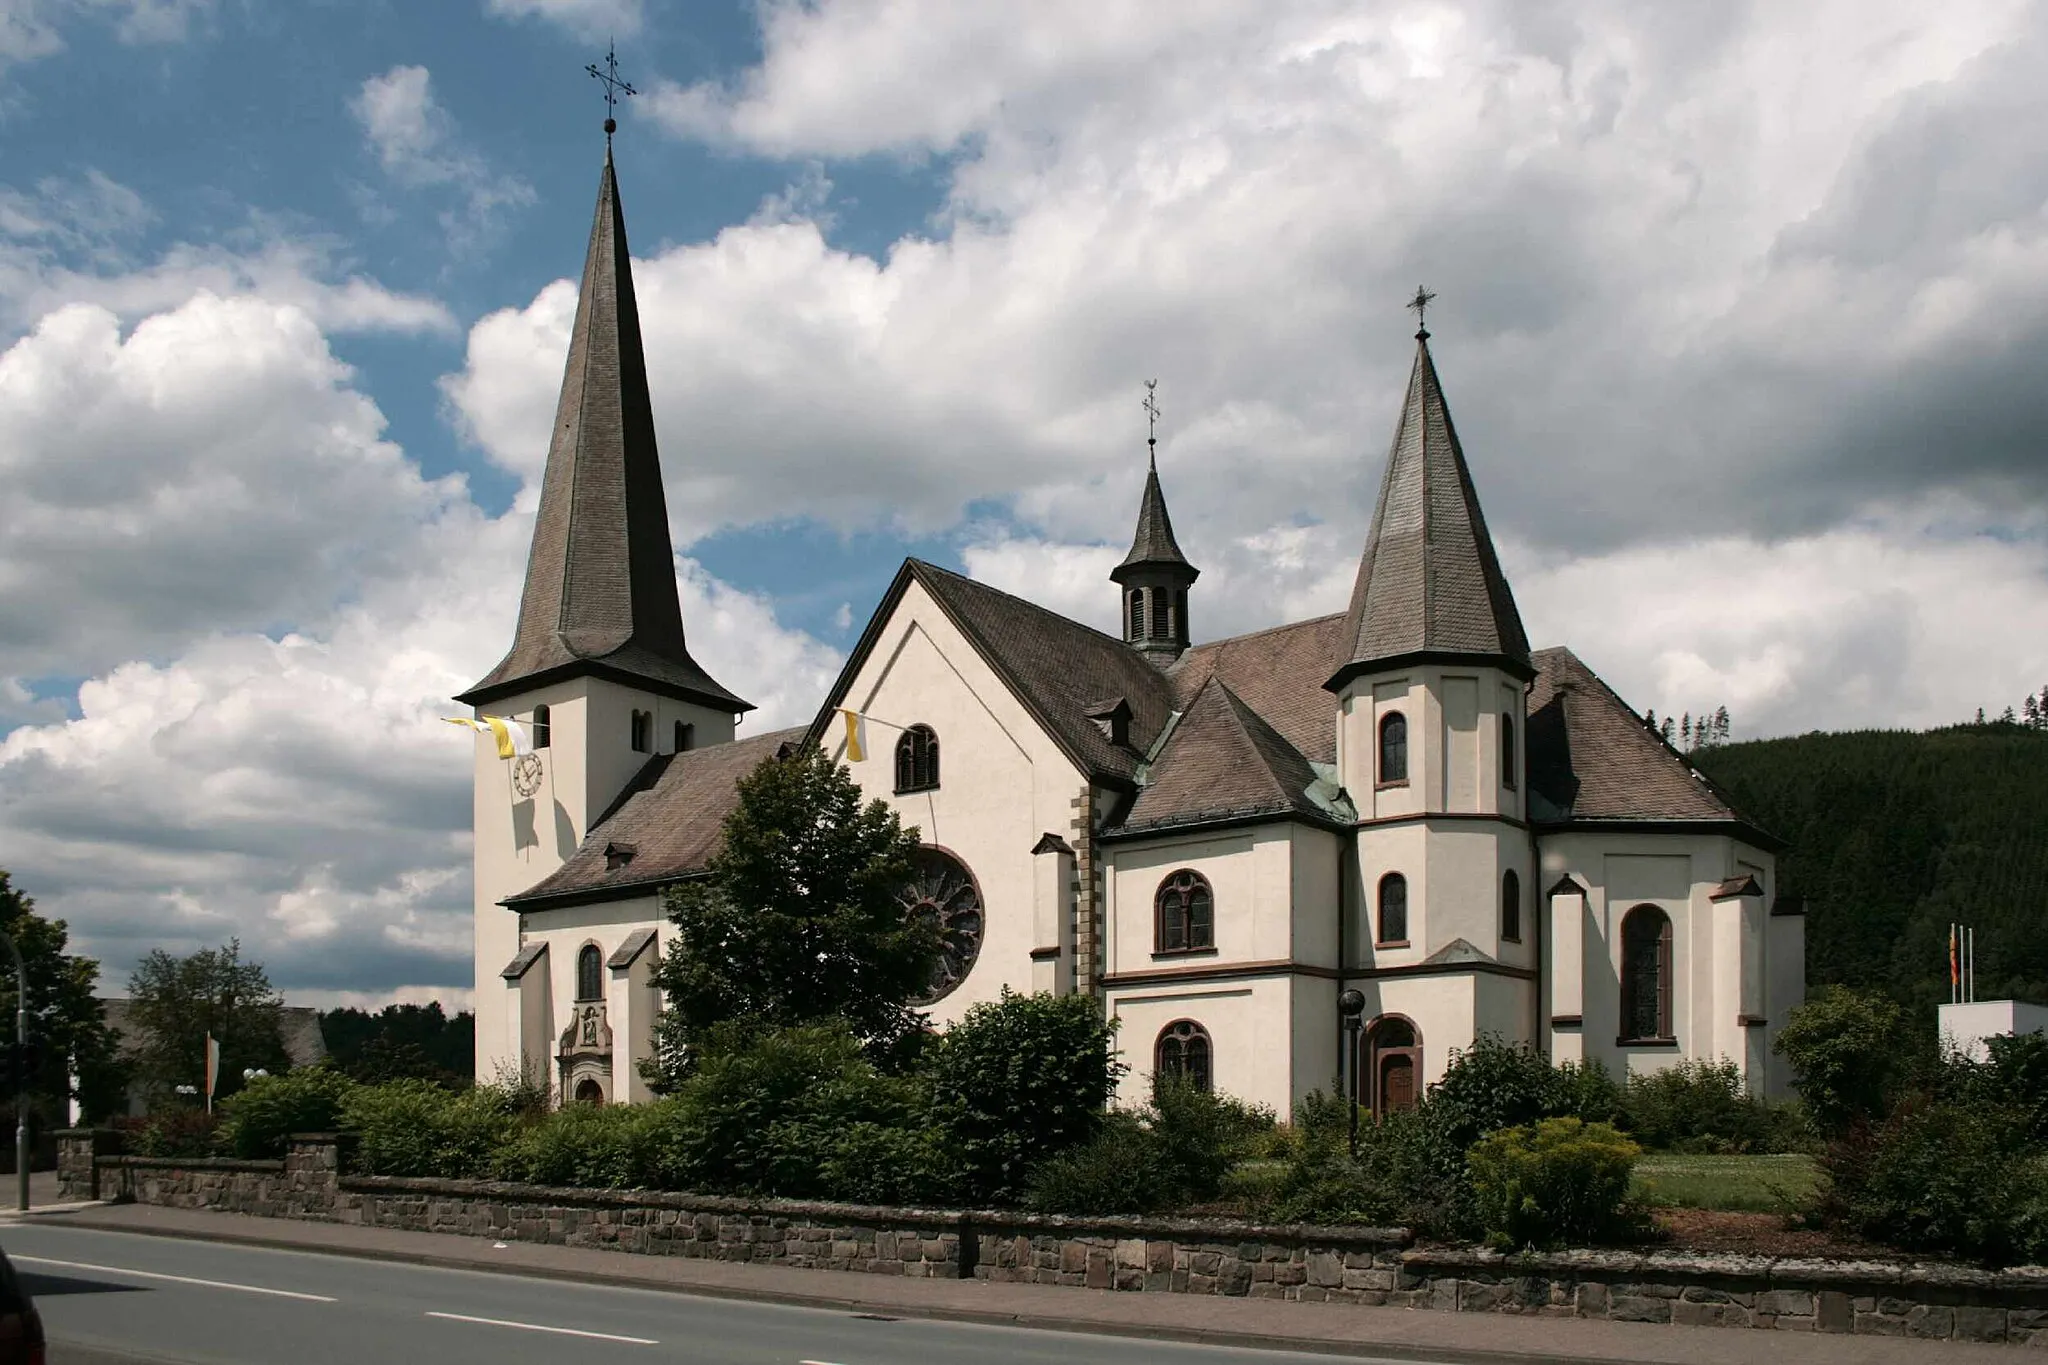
[425,1310,658,1344]
[12,1254,337,1302]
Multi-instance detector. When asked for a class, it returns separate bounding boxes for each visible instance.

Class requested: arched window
[1129,589,1147,641]
[1500,712,1516,790]
[1377,873,1408,945]
[1501,869,1522,943]
[1154,869,1215,954]
[1156,1020,1212,1093]
[576,943,603,1002]
[1620,905,1674,1041]
[674,720,694,753]
[895,724,940,793]
[1379,712,1408,784]
[630,710,651,753]
[531,704,551,750]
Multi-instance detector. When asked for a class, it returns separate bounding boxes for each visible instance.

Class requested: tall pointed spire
[1326,323,1531,693]
[1112,381,1199,663]
[458,149,751,714]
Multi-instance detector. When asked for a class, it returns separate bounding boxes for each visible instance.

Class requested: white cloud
[0,0,213,65]
[350,65,534,251]
[482,0,640,40]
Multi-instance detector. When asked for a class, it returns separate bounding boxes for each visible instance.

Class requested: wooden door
[1379,1048,1420,1113]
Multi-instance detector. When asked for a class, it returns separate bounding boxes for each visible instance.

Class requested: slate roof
[1330,332,1531,688]
[1172,613,1348,765]
[1112,458,1198,581]
[506,725,808,908]
[1117,677,1335,835]
[808,560,1178,786]
[1525,645,1771,839]
[458,149,750,714]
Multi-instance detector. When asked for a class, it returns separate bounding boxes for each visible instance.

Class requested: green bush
[923,989,1123,1204]
[1620,1059,1777,1154]
[1148,1074,1277,1206]
[1774,986,1907,1137]
[494,1101,664,1188]
[342,1079,521,1179]
[1430,1035,1577,1154]
[220,1066,357,1158]
[1024,1111,1170,1214]
[1467,1117,1644,1249]
[113,1110,222,1159]
[644,1023,940,1202]
[1265,1093,1464,1231]
[1835,1099,2048,1265]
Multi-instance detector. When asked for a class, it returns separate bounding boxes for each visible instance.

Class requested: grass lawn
[1631,1153,1820,1214]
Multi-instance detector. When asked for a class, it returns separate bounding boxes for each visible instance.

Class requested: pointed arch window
[1501,869,1522,943]
[1377,872,1409,946]
[1379,712,1408,784]
[1620,905,1674,1042]
[895,724,940,793]
[1500,712,1516,790]
[1156,1020,1212,1093]
[1154,869,1215,954]
[576,943,603,1002]
[531,704,551,750]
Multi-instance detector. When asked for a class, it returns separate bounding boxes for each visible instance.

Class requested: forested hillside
[1694,724,2048,1014]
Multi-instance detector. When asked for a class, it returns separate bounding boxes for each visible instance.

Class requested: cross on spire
[1407,285,1437,339]
[1142,379,1161,465]
[587,42,637,143]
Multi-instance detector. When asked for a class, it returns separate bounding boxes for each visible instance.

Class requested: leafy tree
[1773,985,1906,1136]
[320,1002,472,1085]
[645,744,935,1087]
[126,940,291,1107]
[0,870,121,1124]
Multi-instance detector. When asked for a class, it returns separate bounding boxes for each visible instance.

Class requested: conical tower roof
[1111,453,1198,584]
[1326,329,1530,692]
[458,149,751,713]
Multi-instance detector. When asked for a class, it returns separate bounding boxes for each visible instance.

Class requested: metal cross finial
[587,42,637,141]
[1142,379,1161,458]
[1407,285,1437,338]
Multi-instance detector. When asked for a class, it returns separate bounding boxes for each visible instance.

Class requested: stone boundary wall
[53,1129,2042,1344]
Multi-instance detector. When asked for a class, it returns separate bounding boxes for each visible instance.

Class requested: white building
[461,146,1806,1115]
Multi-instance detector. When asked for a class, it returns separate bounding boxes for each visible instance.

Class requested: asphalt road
[0,1223,1446,1365]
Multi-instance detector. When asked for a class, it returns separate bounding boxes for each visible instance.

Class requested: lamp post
[0,932,28,1212]
[1337,988,1365,1159]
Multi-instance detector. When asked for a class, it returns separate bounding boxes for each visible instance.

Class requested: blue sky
[2,0,2045,1006]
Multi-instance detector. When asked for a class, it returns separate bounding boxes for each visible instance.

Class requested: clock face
[511,752,545,798]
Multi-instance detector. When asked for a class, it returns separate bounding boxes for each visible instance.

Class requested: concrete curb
[29,1208,1613,1365]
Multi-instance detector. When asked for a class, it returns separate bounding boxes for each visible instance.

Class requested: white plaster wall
[1106,830,1298,973]
[1289,826,1343,969]
[1336,665,1526,820]
[1764,911,1805,1099]
[1107,975,1298,1115]
[517,896,663,1104]
[1535,832,1784,1088]
[1349,972,1475,1089]
[822,580,1087,1030]
[1940,1000,2048,1063]
[1352,820,1534,968]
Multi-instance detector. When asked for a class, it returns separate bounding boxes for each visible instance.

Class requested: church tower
[460,143,753,1084]
[1111,436,1199,664]
[1327,308,1537,1066]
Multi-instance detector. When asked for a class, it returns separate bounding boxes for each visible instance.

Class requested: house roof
[505,725,808,908]
[1115,677,1336,835]
[1111,457,1197,583]
[457,149,749,714]
[1172,613,1348,765]
[1329,331,1531,689]
[807,559,1178,786]
[1525,645,1776,843]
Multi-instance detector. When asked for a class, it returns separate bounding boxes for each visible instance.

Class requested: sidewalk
[11,1200,2015,1365]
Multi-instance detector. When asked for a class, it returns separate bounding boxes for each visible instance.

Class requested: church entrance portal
[573,1077,604,1106]
[1362,1016,1422,1117]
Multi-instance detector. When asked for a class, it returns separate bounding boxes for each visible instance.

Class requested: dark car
[0,1245,44,1365]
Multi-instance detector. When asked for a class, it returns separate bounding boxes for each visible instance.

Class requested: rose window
[898,846,984,1003]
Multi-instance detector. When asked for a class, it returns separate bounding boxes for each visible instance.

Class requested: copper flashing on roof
[1710,873,1764,900]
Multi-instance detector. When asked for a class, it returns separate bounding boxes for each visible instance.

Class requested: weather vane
[587,42,637,142]
[1407,285,1437,337]
[1142,379,1161,457]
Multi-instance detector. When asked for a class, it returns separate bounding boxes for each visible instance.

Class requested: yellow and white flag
[837,708,867,762]
[442,715,532,760]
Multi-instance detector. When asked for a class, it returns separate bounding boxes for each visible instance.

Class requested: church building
[460,146,1806,1116]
